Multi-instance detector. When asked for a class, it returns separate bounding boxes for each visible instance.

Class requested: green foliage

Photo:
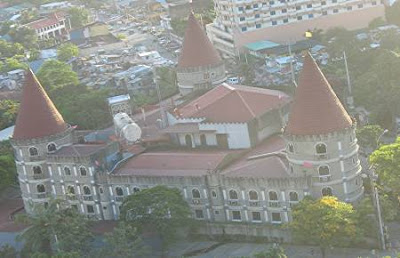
[290,196,358,258]
[386,1,400,26]
[324,27,357,57]
[356,125,384,150]
[28,48,40,61]
[97,222,150,257]
[37,60,79,90]
[379,192,399,221]
[120,185,191,251]
[0,244,17,258]
[171,4,215,37]
[30,251,81,258]
[116,33,127,40]
[57,43,79,62]
[49,84,111,130]
[16,199,93,256]
[1,57,28,73]
[369,17,386,29]
[0,40,25,58]
[253,245,287,258]
[380,29,400,51]
[370,137,400,195]
[68,7,89,28]
[8,26,37,49]
[0,100,19,131]
[170,18,187,37]
[355,197,378,238]
[0,21,13,35]
[20,9,40,24]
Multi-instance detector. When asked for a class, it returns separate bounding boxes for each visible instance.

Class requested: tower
[10,70,74,213]
[176,12,227,95]
[284,53,363,203]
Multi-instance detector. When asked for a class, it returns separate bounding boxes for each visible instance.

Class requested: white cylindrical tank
[113,113,142,143]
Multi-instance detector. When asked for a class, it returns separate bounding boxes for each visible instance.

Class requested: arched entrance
[185,134,193,148]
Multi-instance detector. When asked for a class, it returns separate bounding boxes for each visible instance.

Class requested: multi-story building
[24,11,71,40]
[206,0,385,57]
[177,13,227,95]
[12,53,363,238]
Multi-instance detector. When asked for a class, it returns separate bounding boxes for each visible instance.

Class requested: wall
[199,123,251,149]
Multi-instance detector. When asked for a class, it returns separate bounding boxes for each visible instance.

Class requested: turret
[284,53,363,203]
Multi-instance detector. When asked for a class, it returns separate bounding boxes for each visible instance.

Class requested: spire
[177,12,222,69]
[285,52,352,136]
[13,70,68,140]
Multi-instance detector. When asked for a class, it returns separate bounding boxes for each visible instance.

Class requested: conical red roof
[285,53,352,135]
[177,12,222,68]
[13,70,68,140]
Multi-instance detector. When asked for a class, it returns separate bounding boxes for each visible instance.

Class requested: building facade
[206,0,385,57]
[25,11,71,40]
[12,54,363,236]
[177,13,227,95]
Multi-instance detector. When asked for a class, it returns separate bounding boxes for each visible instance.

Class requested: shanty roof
[176,83,290,123]
[13,70,68,140]
[177,12,222,68]
[285,52,352,135]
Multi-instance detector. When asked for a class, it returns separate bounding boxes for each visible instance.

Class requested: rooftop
[175,83,290,123]
[245,40,280,52]
[107,94,131,105]
[49,144,107,157]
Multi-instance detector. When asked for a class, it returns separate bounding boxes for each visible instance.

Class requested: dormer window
[47,143,56,153]
[288,144,294,153]
[192,189,201,199]
[80,167,87,176]
[229,190,238,200]
[316,143,327,154]
[29,147,38,156]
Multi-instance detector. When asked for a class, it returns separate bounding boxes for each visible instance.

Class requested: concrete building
[25,11,71,40]
[11,54,363,238]
[206,0,385,57]
[177,13,226,95]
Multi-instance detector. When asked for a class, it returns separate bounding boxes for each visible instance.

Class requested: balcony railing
[191,199,202,205]
[316,153,329,160]
[34,192,50,199]
[29,156,44,162]
[32,174,46,180]
[268,201,280,208]
[319,175,331,182]
[249,201,260,207]
[82,195,93,201]
[228,200,240,206]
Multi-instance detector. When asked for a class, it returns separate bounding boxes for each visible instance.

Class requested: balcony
[82,195,93,201]
[115,196,125,202]
[32,174,46,180]
[316,153,329,160]
[319,175,331,182]
[29,156,44,162]
[268,201,280,208]
[228,200,240,206]
[249,201,260,207]
[34,192,50,199]
[191,199,202,205]
[289,201,299,208]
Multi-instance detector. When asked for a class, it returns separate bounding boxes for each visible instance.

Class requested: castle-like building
[11,52,363,236]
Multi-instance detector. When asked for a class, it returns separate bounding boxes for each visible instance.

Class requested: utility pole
[343,51,354,109]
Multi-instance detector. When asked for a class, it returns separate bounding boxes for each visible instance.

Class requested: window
[372,1,377,5]
[200,134,207,146]
[87,205,94,214]
[253,3,258,8]
[232,211,241,221]
[297,16,302,20]
[272,212,281,223]
[296,5,301,10]
[289,192,298,202]
[290,166,294,174]
[229,190,238,200]
[256,24,261,29]
[29,147,38,156]
[99,187,104,194]
[211,190,217,198]
[272,21,277,26]
[255,14,260,18]
[282,8,287,13]
[83,186,91,195]
[242,27,247,32]
[192,189,201,199]
[195,209,204,219]
[308,14,314,18]
[67,185,75,195]
[288,144,294,153]
[283,18,288,23]
[307,3,312,8]
[270,10,276,15]
[252,211,261,221]
[318,166,330,176]
[37,184,45,193]
[269,1,275,5]
[47,143,56,153]
[332,0,337,2]
[64,167,71,176]
[322,1,326,5]
[316,143,327,154]
[238,6,244,11]
[116,187,124,196]
[133,187,140,193]
[347,6,352,10]
[240,17,245,21]
[333,9,338,13]
[80,167,87,176]
[33,166,42,175]
[269,191,278,201]
[249,190,258,200]
[358,3,363,8]
[322,11,328,15]
[322,187,333,196]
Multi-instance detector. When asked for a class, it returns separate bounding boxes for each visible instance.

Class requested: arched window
[322,187,333,196]
[67,185,75,195]
[80,167,87,176]
[229,190,238,200]
[289,192,299,202]
[200,134,207,146]
[318,166,330,176]
[33,166,42,175]
[64,167,71,176]
[192,189,201,199]
[47,143,56,153]
[185,134,192,148]
[133,187,140,193]
[288,144,294,153]
[269,191,278,201]
[29,147,38,156]
[116,187,124,196]
[211,190,217,198]
[316,143,327,154]
[249,190,258,201]
[83,186,91,195]
[37,184,45,193]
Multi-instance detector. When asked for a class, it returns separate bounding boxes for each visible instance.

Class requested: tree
[97,222,150,258]
[0,244,17,258]
[37,60,79,90]
[16,200,93,256]
[120,185,191,253]
[68,7,89,28]
[1,57,27,72]
[253,246,287,258]
[368,17,385,30]
[356,125,384,150]
[386,1,400,26]
[0,100,19,130]
[8,26,37,49]
[290,196,358,258]
[0,40,25,58]
[57,43,79,62]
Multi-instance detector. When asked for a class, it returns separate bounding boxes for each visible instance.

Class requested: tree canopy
[37,60,79,90]
[57,43,79,62]
[290,196,358,258]
[0,99,19,131]
[0,40,25,58]
[68,7,89,28]
[386,1,400,26]
[356,124,384,150]
[8,26,37,49]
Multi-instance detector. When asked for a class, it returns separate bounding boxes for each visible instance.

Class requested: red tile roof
[25,11,67,30]
[177,12,222,68]
[13,70,68,140]
[176,84,290,123]
[285,52,352,135]
[115,151,231,177]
